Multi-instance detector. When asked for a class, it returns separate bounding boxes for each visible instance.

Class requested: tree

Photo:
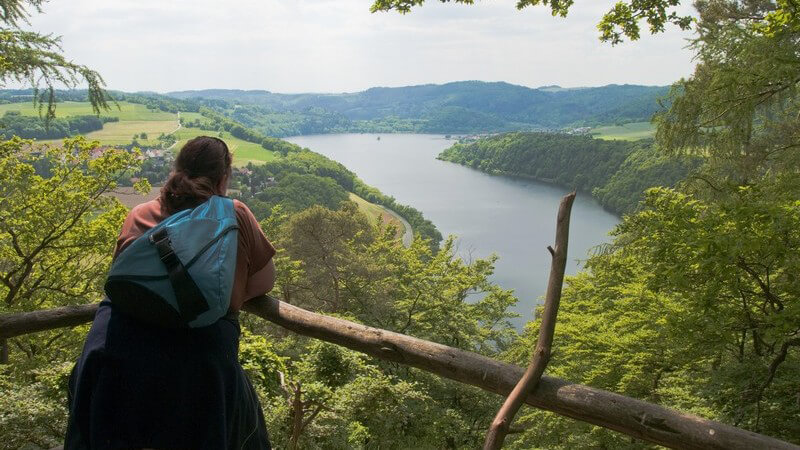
[0,137,146,314]
[0,136,145,444]
[241,202,520,449]
[0,0,109,118]
[370,0,693,44]
[655,0,800,191]
[503,185,800,447]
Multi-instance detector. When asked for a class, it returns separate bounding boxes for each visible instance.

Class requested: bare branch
[484,191,575,450]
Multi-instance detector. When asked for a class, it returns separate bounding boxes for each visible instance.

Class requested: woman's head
[160,136,232,214]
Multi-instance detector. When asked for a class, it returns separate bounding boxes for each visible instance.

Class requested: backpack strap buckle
[150,229,178,265]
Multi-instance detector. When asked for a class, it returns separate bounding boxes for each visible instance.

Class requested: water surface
[285,133,619,327]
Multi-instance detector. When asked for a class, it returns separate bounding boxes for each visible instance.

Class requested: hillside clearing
[348,193,412,246]
[85,120,179,145]
[591,122,654,141]
[0,101,175,121]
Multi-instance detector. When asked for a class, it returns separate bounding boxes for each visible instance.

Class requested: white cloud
[23,0,696,93]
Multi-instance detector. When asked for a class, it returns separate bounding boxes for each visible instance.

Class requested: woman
[65,136,276,449]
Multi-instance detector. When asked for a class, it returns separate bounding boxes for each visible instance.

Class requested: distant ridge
[166,81,668,129]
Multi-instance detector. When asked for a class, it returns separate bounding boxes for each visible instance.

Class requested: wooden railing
[2,296,797,450]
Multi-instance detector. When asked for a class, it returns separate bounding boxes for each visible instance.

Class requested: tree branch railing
[1,297,798,449]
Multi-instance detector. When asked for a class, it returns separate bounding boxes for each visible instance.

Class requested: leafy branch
[0,0,110,119]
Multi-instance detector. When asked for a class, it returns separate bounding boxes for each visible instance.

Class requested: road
[381,206,413,247]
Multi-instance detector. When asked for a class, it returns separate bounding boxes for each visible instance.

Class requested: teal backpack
[105,196,238,328]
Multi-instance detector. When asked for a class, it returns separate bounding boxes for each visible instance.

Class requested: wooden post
[483,191,575,450]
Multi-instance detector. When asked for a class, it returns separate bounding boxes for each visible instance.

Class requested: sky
[25,0,697,94]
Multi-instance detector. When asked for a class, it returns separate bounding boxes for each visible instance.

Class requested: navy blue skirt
[65,300,271,450]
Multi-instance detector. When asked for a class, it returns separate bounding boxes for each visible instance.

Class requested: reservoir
[285,133,620,327]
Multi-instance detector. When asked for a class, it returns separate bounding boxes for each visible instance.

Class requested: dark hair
[160,136,232,214]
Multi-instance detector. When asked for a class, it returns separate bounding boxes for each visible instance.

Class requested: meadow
[83,120,179,145]
[347,192,407,238]
[2,101,279,165]
[0,101,175,121]
[591,121,654,140]
[172,127,279,166]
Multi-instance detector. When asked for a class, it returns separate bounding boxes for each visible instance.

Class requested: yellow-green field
[348,193,405,237]
[591,122,655,141]
[179,112,205,122]
[81,120,179,145]
[35,118,179,147]
[0,101,175,121]
[3,101,278,164]
[172,128,279,166]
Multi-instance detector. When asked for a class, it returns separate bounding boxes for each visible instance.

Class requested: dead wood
[483,191,575,450]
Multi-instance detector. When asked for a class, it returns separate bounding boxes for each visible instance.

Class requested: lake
[285,133,620,328]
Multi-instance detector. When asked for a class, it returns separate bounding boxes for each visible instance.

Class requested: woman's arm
[245,259,276,300]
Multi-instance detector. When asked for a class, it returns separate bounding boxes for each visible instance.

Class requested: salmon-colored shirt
[114,198,276,312]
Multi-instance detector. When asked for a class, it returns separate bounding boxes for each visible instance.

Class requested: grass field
[0,101,175,121]
[591,122,655,141]
[5,99,279,164]
[80,120,179,146]
[172,128,279,166]
[179,112,205,122]
[348,193,406,238]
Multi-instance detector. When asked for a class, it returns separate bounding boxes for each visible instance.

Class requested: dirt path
[167,112,182,149]
[381,206,413,247]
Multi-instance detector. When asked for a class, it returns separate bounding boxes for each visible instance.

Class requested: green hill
[166,81,669,135]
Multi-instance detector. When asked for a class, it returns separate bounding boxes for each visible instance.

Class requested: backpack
[104,196,239,328]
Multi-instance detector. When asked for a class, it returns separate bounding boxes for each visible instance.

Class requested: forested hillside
[167,82,668,135]
[0,83,666,137]
[0,112,115,139]
[438,132,697,214]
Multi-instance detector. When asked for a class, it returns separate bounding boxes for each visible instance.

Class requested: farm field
[179,112,205,122]
[0,101,175,121]
[591,121,654,141]
[82,120,179,145]
[172,128,279,166]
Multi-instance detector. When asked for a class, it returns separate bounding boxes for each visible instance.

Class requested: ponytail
[160,136,232,215]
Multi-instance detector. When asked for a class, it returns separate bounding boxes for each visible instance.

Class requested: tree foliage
[0,137,145,446]
[438,132,697,214]
[496,0,800,445]
[0,137,146,312]
[236,202,517,449]
[0,0,109,118]
[655,0,800,185]
[504,184,800,447]
[234,149,443,246]
[369,0,693,44]
[0,111,115,139]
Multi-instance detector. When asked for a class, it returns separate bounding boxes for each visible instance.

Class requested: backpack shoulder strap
[150,227,210,323]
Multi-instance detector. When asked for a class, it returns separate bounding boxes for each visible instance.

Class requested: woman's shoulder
[126,198,166,225]
[130,198,163,216]
[231,199,259,228]
[232,199,254,217]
